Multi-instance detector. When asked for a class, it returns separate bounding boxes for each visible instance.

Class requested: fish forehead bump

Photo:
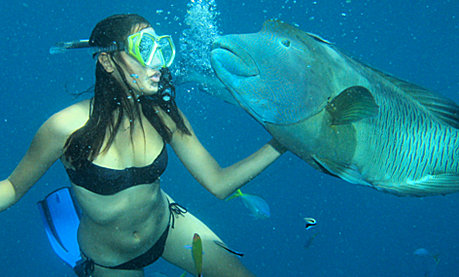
[261,20,330,48]
[261,20,303,38]
[212,21,331,124]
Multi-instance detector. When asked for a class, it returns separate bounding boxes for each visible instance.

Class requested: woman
[0,14,285,276]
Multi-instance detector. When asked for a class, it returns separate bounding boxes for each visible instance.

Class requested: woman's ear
[98,53,115,73]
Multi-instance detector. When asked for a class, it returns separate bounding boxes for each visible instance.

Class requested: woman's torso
[60,99,172,266]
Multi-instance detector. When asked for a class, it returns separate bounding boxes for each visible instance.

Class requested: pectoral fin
[311,155,370,186]
[326,86,379,125]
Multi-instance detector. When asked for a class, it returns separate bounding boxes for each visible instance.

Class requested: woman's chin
[141,89,158,96]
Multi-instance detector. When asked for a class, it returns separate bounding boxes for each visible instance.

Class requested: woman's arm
[0,106,83,211]
[169,112,286,200]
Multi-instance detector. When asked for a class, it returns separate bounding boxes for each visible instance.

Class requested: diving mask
[125,29,176,69]
[50,29,176,69]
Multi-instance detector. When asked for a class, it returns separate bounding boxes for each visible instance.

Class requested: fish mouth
[211,40,259,78]
[211,39,264,121]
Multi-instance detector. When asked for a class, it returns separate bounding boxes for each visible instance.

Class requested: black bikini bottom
[74,201,187,276]
[109,223,170,269]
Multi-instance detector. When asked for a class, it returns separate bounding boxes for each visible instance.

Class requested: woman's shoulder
[58,99,91,116]
[44,99,91,136]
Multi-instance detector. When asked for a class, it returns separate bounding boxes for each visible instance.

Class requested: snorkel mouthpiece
[157,68,175,101]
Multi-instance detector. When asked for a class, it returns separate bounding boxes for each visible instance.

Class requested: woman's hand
[267,138,288,154]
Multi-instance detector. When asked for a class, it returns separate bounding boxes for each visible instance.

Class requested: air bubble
[177,0,221,78]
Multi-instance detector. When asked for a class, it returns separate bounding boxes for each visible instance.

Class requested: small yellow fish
[192,233,203,277]
[227,189,270,219]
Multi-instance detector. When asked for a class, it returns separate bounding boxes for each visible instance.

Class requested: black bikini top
[65,145,168,195]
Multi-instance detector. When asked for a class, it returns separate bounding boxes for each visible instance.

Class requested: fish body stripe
[355,84,458,188]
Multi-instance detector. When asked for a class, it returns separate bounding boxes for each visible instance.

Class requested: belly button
[133,231,140,240]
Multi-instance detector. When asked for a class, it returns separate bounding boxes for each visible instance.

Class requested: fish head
[211,20,336,124]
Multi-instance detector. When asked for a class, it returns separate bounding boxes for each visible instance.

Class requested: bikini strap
[167,198,187,229]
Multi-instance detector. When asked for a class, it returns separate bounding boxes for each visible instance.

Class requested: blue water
[0,0,457,276]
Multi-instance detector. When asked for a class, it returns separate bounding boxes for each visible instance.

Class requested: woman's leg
[161,204,255,277]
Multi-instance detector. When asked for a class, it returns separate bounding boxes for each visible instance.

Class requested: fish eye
[281,39,291,47]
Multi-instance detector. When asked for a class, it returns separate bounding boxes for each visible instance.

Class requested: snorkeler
[0,14,285,277]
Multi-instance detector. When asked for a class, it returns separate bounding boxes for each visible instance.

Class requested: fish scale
[355,80,458,195]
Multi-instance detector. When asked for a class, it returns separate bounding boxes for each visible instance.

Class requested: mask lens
[149,51,165,69]
[158,37,174,67]
[138,35,156,64]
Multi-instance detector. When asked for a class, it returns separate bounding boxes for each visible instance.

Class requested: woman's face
[116,27,162,97]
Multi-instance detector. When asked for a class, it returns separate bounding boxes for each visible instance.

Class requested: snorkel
[49,39,92,54]
[50,28,177,101]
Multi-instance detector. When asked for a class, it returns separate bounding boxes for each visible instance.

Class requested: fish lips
[211,39,259,78]
[211,39,268,122]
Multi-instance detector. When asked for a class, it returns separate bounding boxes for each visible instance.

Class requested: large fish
[208,20,459,197]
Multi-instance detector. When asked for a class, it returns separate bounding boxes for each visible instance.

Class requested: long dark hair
[64,14,190,168]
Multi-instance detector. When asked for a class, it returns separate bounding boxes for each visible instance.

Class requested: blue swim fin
[37,187,81,268]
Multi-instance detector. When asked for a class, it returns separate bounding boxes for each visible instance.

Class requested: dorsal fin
[375,70,459,129]
[305,32,333,45]
[326,86,379,125]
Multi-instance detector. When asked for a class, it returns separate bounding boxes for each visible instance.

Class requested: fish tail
[225,189,243,201]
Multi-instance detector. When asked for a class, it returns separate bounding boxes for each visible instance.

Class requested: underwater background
[0,0,457,276]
